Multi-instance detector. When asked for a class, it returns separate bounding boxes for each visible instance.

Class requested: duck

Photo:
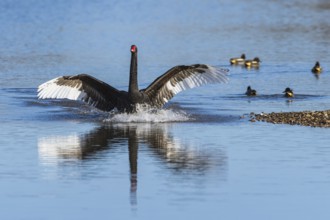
[244,57,261,68]
[311,61,323,74]
[245,86,257,96]
[283,87,294,98]
[38,45,229,113]
[230,53,246,65]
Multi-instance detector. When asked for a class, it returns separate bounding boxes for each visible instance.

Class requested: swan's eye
[131,45,137,53]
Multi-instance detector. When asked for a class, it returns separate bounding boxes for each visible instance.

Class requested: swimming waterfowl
[283,87,294,98]
[245,86,257,96]
[38,45,228,113]
[230,54,246,65]
[311,61,323,74]
[244,57,261,68]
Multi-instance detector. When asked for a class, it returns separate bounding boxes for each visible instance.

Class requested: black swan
[38,45,228,112]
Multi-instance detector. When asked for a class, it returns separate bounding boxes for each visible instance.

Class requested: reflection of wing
[38,124,227,207]
[38,135,82,163]
[38,124,226,173]
[136,125,224,171]
[38,127,128,164]
[143,64,228,108]
[38,74,129,111]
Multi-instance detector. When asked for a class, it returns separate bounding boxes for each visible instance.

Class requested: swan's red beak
[131,45,137,53]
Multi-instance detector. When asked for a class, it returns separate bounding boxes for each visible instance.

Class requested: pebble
[249,110,330,128]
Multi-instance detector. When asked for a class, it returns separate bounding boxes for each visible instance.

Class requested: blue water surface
[1,0,330,220]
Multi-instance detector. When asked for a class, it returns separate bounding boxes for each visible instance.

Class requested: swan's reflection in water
[38,123,227,206]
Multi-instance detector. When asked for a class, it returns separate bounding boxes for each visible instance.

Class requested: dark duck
[230,53,246,65]
[245,86,257,96]
[283,87,294,98]
[311,61,323,74]
[38,45,228,113]
[244,57,261,68]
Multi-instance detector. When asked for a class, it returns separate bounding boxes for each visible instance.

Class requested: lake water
[1,0,330,219]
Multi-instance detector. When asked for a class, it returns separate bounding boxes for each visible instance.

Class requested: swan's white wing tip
[165,64,229,96]
[37,76,86,101]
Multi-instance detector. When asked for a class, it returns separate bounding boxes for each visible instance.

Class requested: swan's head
[131,45,137,53]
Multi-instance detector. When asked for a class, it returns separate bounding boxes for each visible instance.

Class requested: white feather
[165,65,228,97]
[38,77,86,101]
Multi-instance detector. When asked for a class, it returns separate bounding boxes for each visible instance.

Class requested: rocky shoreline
[249,110,330,128]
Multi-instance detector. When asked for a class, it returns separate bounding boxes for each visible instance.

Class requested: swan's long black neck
[128,45,149,107]
[129,49,138,94]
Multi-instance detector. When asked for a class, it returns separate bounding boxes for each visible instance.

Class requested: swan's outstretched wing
[142,64,228,108]
[38,74,128,111]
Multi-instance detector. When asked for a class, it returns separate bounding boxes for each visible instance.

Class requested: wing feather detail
[38,74,127,111]
[143,64,228,108]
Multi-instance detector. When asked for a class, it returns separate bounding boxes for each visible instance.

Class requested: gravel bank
[250,110,330,128]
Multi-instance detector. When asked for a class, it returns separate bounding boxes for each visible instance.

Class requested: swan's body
[38,45,228,112]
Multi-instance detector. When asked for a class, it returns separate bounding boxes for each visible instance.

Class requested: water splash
[104,104,191,123]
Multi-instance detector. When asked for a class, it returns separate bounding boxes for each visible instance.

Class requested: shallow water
[1,0,330,219]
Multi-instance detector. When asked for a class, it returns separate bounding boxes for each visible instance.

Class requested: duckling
[230,54,246,65]
[244,57,261,68]
[311,61,323,74]
[283,87,294,98]
[245,86,257,96]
